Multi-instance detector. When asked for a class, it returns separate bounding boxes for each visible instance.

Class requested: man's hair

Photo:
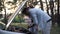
[22,7,29,15]
[22,4,34,16]
[29,4,34,8]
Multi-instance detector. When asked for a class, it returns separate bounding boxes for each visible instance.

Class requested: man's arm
[30,13,38,29]
[30,13,38,25]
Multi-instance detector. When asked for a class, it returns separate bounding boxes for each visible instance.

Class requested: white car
[0,29,25,34]
[0,26,33,34]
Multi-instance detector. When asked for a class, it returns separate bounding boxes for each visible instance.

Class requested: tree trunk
[49,0,54,23]
[3,0,7,24]
[45,0,49,15]
[57,0,60,26]
[40,0,43,10]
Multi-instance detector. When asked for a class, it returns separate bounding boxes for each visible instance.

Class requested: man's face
[22,7,30,15]
[25,8,29,15]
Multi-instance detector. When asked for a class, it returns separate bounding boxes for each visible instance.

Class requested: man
[22,5,52,34]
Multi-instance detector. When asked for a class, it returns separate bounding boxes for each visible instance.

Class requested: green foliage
[0,24,5,29]
[12,15,24,23]
[13,0,17,3]
[11,23,28,29]
[1,18,8,24]
[33,2,38,5]
[6,0,17,5]
[0,14,3,18]
[0,0,4,11]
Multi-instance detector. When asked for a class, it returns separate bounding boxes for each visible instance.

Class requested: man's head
[29,4,34,8]
[22,7,30,16]
[22,4,34,16]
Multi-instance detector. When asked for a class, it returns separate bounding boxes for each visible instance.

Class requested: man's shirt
[29,8,51,28]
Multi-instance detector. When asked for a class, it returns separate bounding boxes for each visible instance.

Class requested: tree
[49,0,54,23]
[57,0,60,26]
[1,0,18,24]
[40,0,43,10]
[45,0,49,15]
[0,0,4,11]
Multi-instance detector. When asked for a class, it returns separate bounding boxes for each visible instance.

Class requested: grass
[51,26,60,34]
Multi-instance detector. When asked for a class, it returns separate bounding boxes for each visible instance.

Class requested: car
[0,26,34,34]
[0,29,25,34]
